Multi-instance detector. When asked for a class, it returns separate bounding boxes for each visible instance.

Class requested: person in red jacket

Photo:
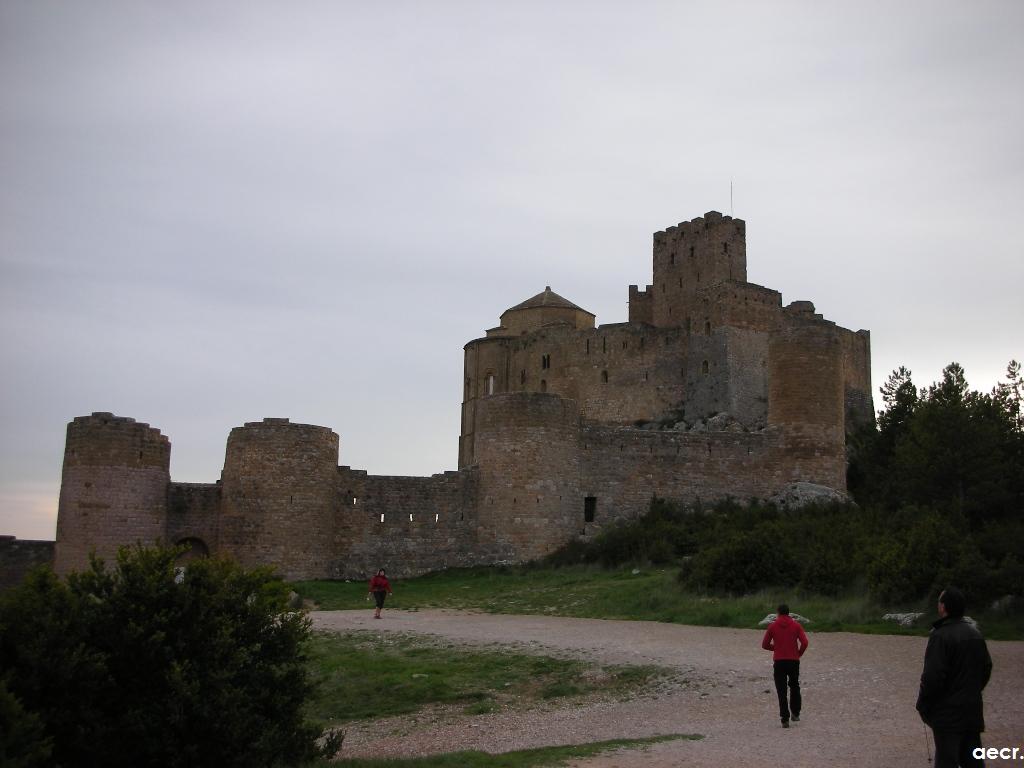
[367,568,393,619]
[762,603,809,728]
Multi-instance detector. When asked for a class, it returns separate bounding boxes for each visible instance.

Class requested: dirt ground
[311,610,1023,767]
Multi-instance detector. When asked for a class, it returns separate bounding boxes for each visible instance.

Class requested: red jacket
[368,574,392,593]
[762,614,808,661]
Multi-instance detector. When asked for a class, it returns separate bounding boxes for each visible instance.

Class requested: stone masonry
[38,211,872,581]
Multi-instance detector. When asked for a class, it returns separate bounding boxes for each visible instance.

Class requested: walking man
[917,587,993,767]
[762,603,809,728]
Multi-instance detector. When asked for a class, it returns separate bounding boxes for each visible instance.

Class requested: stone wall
[167,482,222,554]
[0,536,55,590]
[43,209,872,582]
[473,393,583,560]
[219,419,341,581]
[333,469,488,578]
[579,425,787,529]
[649,211,748,327]
[55,413,171,575]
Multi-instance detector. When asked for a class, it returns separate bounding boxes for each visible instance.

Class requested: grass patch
[313,734,701,767]
[294,566,1024,640]
[306,631,666,725]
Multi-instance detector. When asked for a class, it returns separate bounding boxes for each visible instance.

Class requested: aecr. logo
[974,746,1023,761]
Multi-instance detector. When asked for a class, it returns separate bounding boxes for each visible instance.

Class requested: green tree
[893,363,1021,520]
[850,361,1023,520]
[848,366,919,505]
[992,359,1023,431]
[0,679,51,768]
[0,546,337,768]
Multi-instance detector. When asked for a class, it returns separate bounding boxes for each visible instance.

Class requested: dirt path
[311,610,1024,767]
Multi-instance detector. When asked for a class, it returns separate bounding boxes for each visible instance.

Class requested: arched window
[705,320,711,335]
[702,360,710,375]
[486,373,495,395]
[601,370,609,383]
[540,379,547,392]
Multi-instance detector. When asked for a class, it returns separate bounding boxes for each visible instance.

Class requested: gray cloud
[2,0,1022,539]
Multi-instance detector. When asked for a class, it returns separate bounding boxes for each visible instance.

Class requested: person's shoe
[782,721,790,728]
[792,715,800,722]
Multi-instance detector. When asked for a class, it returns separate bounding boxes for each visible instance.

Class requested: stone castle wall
[0,537,55,590]
[333,468,492,577]
[42,210,873,582]
[55,414,171,575]
[217,419,341,581]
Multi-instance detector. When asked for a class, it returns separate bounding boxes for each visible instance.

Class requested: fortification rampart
[473,392,583,560]
[649,211,747,327]
[219,418,340,581]
[167,482,221,558]
[579,425,786,527]
[0,537,55,590]
[333,469,493,577]
[41,209,872,583]
[55,413,171,575]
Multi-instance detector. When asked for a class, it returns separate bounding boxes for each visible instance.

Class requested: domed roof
[504,286,593,316]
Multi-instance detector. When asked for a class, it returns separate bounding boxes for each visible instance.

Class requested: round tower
[218,418,340,580]
[767,318,846,489]
[472,392,581,561]
[55,413,171,575]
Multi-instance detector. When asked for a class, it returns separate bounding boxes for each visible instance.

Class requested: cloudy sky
[2,1,1021,540]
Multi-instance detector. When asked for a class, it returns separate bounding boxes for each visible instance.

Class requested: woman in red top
[367,568,393,619]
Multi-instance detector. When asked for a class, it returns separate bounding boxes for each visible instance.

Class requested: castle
[52,211,873,580]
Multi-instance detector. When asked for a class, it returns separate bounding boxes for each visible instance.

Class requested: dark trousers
[932,730,983,768]
[773,659,801,723]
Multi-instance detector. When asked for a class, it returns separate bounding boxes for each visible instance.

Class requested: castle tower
[460,287,594,468]
[54,413,171,575]
[218,418,340,580]
[634,211,747,328]
[472,392,581,561]
[767,314,847,490]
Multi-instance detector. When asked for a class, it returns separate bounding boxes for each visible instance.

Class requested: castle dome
[494,286,595,336]
[504,286,593,316]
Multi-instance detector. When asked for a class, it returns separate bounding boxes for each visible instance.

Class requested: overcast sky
[2,1,1021,540]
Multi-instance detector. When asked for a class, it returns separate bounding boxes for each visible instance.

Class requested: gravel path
[311,610,1023,767]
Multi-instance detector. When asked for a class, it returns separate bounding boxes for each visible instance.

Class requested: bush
[0,679,51,767]
[680,529,799,594]
[545,493,1021,606]
[0,545,337,768]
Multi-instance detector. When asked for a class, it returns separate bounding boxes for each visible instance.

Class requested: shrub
[680,529,799,594]
[0,545,337,768]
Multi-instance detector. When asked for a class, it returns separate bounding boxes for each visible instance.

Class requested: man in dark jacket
[917,587,993,767]
[761,603,809,728]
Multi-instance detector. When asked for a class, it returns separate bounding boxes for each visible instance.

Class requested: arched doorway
[174,537,210,563]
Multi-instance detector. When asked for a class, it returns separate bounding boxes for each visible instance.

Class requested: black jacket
[916,616,993,732]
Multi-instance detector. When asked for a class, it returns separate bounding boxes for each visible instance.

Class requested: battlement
[655,210,746,240]
[649,211,748,327]
[627,284,654,324]
[64,412,170,469]
[70,412,168,440]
